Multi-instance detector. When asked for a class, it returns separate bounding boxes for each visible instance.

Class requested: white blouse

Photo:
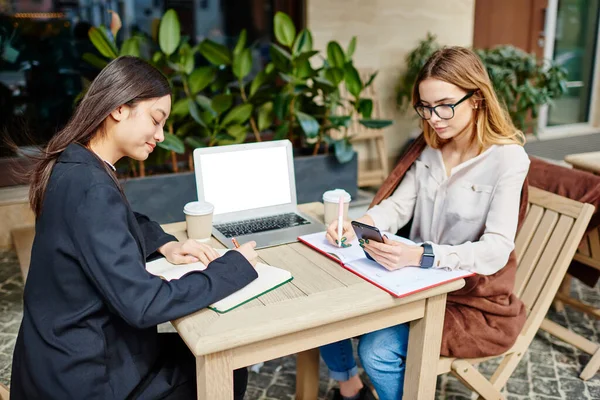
[367,144,530,276]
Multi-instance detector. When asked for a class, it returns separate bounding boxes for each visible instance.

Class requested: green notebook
[146,252,293,313]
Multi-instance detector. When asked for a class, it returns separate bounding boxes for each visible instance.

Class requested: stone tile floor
[2,248,600,399]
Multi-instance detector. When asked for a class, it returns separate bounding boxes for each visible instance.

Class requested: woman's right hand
[326,220,355,247]
[234,241,258,267]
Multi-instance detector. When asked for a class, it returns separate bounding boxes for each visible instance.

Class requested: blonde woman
[321,47,530,400]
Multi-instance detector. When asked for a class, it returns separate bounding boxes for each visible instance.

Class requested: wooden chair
[0,383,9,400]
[539,153,600,380]
[11,225,35,281]
[338,68,390,188]
[436,187,594,399]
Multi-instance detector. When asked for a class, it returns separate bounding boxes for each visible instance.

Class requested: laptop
[193,140,325,249]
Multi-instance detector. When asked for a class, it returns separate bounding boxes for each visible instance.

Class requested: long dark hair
[28,56,171,217]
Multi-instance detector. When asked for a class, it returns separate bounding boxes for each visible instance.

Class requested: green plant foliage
[84,10,392,165]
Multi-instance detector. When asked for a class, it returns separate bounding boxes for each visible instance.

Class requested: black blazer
[10,144,258,399]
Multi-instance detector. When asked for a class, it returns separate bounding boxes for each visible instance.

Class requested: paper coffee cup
[184,201,214,242]
[323,189,351,225]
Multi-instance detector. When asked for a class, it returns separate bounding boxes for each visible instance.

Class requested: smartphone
[351,221,384,261]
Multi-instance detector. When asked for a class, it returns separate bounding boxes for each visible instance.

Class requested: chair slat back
[513,187,594,339]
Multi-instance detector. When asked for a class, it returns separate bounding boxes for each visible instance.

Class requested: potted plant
[83,10,392,222]
[396,33,568,134]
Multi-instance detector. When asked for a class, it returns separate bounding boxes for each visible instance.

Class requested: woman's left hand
[159,240,220,266]
[361,236,424,271]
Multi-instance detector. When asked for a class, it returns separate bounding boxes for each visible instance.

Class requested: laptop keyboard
[215,213,311,238]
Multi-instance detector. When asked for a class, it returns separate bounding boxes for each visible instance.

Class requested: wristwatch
[420,243,435,269]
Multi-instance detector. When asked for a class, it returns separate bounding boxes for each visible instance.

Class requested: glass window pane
[548,0,599,126]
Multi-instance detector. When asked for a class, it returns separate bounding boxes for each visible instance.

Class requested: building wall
[307,0,476,162]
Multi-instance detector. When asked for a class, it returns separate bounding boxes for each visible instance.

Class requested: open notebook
[298,231,473,298]
[146,250,293,313]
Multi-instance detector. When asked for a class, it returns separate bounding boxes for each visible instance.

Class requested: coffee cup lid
[183,201,214,216]
[322,189,351,203]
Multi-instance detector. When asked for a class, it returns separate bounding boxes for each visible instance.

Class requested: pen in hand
[231,238,241,249]
[337,195,344,248]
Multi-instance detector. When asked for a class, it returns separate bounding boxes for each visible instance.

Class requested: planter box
[293,152,358,204]
[122,152,358,224]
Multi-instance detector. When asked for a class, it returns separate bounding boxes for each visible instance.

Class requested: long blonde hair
[412,46,525,149]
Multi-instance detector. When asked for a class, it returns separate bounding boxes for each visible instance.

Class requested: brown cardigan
[370,134,527,358]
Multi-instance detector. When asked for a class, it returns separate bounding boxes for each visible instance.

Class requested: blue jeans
[319,323,410,400]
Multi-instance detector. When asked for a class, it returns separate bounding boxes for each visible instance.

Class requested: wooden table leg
[196,350,234,400]
[296,348,320,400]
[404,294,447,400]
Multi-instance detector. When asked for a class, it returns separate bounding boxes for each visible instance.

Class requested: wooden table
[161,203,464,400]
[565,151,600,174]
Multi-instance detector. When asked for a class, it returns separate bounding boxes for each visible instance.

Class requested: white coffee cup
[322,189,351,225]
[183,201,214,242]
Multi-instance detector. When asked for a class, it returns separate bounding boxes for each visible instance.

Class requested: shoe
[331,386,377,400]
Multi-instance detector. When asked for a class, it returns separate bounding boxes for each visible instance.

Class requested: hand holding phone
[351,221,384,261]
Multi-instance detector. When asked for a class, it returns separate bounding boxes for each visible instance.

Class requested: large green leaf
[294,50,319,63]
[158,132,185,154]
[233,48,252,80]
[82,52,108,69]
[98,26,119,56]
[226,124,249,144]
[185,136,206,149]
[233,29,247,56]
[359,119,393,129]
[344,63,363,97]
[292,29,313,55]
[257,102,274,132]
[195,95,214,113]
[327,41,345,68]
[328,115,352,129]
[324,67,344,87]
[273,93,291,120]
[178,42,194,74]
[189,66,215,94]
[357,98,373,119]
[222,104,253,126]
[364,71,378,88]
[198,40,232,66]
[171,98,189,118]
[296,59,316,79]
[158,9,181,56]
[274,121,290,140]
[211,94,233,114]
[274,12,296,47]
[88,27,117,59]
[250,70,267,97]
[346,36,357,60]
[188,99,206,127]
[295,111,319,138]
[333,139,355,163]
[269,44,292,70]
[119,37,140,57]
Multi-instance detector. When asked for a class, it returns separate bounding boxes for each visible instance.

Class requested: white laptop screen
[199,146,292,215]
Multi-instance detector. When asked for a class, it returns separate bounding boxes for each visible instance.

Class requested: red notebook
[298,231,473,298]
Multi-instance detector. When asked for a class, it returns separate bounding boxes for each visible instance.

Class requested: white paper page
[145,258,208,280]
[298,231,365,263]
[146,249,228,280]
[347,258,472,297]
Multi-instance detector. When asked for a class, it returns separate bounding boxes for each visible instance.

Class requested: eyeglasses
[414,91,476,120]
